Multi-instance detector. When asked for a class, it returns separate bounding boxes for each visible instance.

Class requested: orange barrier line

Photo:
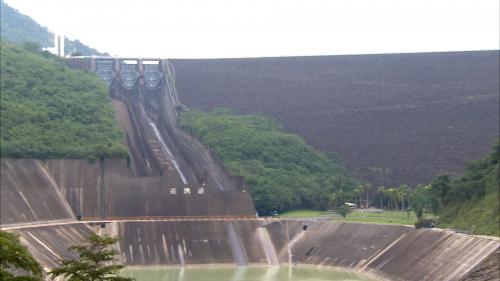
[80,215,259,222]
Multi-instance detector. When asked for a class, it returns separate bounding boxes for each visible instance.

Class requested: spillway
[147,118,188,184]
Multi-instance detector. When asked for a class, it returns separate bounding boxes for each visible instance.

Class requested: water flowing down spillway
[257,227,280,266]
[147,118,188,184]
[227,222,249,266]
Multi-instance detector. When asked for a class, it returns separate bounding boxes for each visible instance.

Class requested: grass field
[278,209,437,225]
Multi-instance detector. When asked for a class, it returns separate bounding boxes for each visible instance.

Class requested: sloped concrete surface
[14,224,93,269]
[100,220,272,266]
[363,229,499,281]
[0,159,75,225]
[289,222,410,268]
[462,249,500,281]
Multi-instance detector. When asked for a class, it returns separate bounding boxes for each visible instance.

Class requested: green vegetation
[339,210,424,225]
[279,209,428,225]
[180,108,357,214]
[0,41,127,159]
[0,230,43,281]
[0,0,102,56]
[375,142,498,234]
[431,142,499,235]
[277,209,325,218]
[50,234,133,281]
[329,189,354,218]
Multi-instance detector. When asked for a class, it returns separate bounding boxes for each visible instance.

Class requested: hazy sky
[4,0,499,58]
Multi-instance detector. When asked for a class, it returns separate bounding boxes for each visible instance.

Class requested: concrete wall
[463,249,499,281]
[1,158,255,224]
[15,224,94,269]
[362,229,499,281]
[47,158,255,218]
[100,220,274,266]
[0,159,75,225]
[6,219,498,281]
[279,221,411,268]
[267,220,499,281]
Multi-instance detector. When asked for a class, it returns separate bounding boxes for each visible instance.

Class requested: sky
[4,0,499,58]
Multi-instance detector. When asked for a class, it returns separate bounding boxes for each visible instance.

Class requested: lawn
[276,209,326,218]
[278,209,436,225]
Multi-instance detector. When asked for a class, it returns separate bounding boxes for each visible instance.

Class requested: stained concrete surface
[286,222,410,268]
[1,158,256,222]
[100,220,273,266]
[0,159,75,225]
[363,228,499,281]
[14,224,94,269]
[8,220,497,281]
[463,249,500,281]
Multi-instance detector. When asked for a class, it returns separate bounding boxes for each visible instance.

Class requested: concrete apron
[4,220,498,281]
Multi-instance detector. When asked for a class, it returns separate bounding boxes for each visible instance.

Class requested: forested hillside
[0,0,103,56]
[435,142,499,235]
[0,41,127,159]
[180,108,357,214]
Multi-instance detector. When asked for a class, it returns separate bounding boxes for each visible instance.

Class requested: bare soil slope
[171,51,499,186]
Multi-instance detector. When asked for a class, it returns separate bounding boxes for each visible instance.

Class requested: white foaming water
[227,222,249,266]
[282,231,305,265]
[257,227,280,266]
[148,120,188,184]
[177,243,186,267]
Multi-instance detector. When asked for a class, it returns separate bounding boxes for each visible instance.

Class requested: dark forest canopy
[0,41,127,159]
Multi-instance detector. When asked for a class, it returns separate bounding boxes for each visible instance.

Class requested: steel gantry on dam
[67,57,165,90]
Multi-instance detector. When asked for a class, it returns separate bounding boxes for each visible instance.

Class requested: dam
[1,56,498,281]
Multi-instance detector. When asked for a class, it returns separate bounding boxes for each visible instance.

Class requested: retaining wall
[15,224,94,269]
[0,159,75,225]
[281,221,411,268]
[6,220,498,281]
[1,158,255,225]
[363,229,499,281]
[100,220,274,266]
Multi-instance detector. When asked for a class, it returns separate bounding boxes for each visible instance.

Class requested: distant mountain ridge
[0,0,103,56]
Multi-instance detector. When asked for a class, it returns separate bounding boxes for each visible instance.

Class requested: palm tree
[377,186,386,208]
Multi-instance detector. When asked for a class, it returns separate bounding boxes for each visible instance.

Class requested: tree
[399,184,411,211]
[353,185,363,208]
[363,182,371,208]
[377,186,386,208]
[329,190,354,218]
[49,234,133,281]
[21,41,41,53]
[429,174,450,210]
[0,230,43,281]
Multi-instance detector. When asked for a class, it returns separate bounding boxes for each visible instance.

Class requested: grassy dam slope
[0,52,498,281]
[171,52,499,187]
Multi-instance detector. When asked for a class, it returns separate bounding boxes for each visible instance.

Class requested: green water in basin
[120,266,374,281]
